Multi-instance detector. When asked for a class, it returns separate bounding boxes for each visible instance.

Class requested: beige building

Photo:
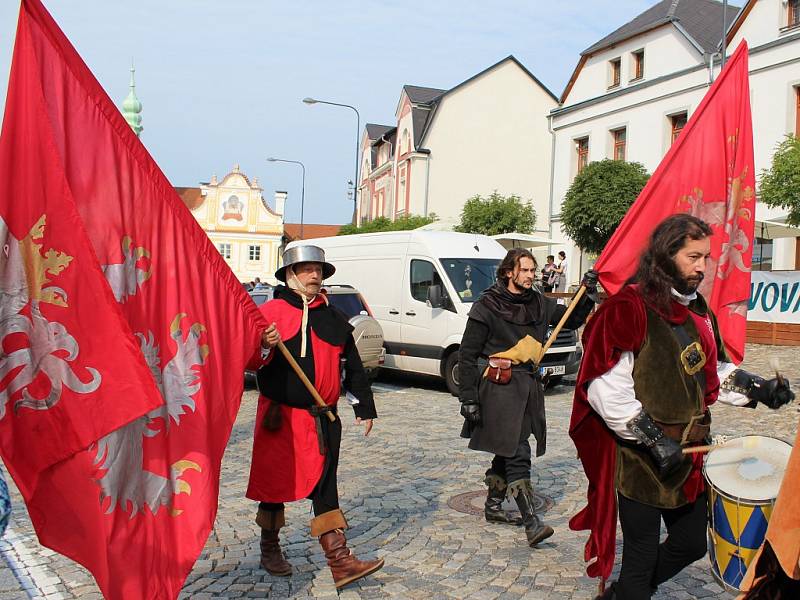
[177,165,285,284]
[358,56,558,230]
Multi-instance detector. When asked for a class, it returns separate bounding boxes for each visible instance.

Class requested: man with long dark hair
[572,214,794,599]
[458,247,596,547]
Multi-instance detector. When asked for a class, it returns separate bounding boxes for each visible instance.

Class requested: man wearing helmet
[247,245,383,589]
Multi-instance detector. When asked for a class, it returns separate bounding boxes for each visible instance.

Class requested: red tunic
[569,285,720,580]
[246,295,343,503]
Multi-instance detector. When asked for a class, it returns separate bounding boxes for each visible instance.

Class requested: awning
[490,232,557,249]
[755,216,800,240]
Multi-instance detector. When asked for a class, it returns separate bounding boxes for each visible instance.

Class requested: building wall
[423,60,557,223]
[566,25,702,105]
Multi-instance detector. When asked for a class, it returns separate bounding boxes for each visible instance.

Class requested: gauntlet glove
[626,409,685,478]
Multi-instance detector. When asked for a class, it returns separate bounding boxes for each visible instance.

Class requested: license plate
[540,365,566,376]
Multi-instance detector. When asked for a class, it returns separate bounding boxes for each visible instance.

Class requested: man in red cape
[571,215,793,599]
[246,245,383,590]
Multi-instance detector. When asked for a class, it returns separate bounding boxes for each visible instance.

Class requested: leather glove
[626,409,686,478]
[750,376,795,409]
[726,369,795,409]
[460,402,481,425]
[581,270,600,303]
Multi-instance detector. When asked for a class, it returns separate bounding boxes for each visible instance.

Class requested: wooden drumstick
[682,436,758,454]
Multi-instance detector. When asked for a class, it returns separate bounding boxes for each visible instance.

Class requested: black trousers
[616,492,708,600]
[487,437,532,485]
[260,414,342,519]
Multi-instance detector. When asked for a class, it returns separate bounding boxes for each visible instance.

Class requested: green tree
[338,213,437,235]
[454,192,536,236]
[759,135,800,226]
[560,159,650,254]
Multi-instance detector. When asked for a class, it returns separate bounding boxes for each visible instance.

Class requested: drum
[703,435,792,593]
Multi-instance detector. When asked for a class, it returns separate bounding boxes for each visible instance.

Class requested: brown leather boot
[256,507,291,577]
[310,509,384,589]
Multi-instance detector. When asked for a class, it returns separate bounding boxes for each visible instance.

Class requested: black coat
[459,283,591,457]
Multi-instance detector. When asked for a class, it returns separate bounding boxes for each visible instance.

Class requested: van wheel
[444,352,459,397]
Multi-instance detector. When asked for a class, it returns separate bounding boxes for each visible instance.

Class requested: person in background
[541,255,556,293]
[549,251,568,292]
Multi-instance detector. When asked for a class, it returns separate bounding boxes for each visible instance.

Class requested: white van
[287,230,581,394]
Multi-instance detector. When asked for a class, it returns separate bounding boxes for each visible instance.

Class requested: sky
[0,0,654,226]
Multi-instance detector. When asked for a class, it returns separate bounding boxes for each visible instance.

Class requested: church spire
[122,60,143,137]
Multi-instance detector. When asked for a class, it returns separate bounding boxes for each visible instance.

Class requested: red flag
[593,41,755,364]
[0,1,268,598]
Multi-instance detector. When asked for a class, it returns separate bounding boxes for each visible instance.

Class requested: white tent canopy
[490,232,557,249]
[755,216,800,239]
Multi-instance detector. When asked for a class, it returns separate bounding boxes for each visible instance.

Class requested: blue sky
[0,0,654,226]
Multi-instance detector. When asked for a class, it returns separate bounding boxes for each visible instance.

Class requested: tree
[455,192,536,236]
[338,213,436,235]
[759,135,800,226]
[560,159,650,254]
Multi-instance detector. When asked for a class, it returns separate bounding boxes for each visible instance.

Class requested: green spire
[122,61,143,137]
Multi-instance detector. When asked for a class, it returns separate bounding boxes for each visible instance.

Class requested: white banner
[748,271,800,324]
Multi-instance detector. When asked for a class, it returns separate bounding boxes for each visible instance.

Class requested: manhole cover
[447,489,553,517]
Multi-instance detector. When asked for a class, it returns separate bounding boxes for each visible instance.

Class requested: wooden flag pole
[537,285,587,364]
[275,339,336,422]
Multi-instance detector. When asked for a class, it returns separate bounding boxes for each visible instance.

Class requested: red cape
[569,286,719,579]
[246,295,343,503]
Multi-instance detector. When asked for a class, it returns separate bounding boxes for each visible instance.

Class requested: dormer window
[631,49,644,81]
[609,58,621,89]
[789,0,800,29]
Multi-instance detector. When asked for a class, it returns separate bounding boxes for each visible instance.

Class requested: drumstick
[770,357,786,387]
[682,436,758,454]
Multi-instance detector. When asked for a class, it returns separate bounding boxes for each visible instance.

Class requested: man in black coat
[459,248,595,547]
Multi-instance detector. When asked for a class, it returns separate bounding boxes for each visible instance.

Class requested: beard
[508,274,532,293]
[674,272,704,295]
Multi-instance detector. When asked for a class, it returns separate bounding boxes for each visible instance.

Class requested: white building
[358,56,558,232]
[549,0,800,288]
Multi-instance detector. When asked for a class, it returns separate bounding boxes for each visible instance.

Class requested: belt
[476,359,539,375]
[655,411,711,446]
[308,405,337,455]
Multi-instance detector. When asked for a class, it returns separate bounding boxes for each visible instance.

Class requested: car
[245,285,385,381]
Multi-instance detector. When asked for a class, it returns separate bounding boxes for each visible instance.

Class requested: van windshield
[440,258,500,303]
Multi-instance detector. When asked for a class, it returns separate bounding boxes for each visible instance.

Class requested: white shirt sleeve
[717,361,751,406]
[586,351,642,441]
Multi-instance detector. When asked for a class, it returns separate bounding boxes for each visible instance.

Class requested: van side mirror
[427,284,444,309]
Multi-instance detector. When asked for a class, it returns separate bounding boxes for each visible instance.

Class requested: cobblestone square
[1,344,798,599]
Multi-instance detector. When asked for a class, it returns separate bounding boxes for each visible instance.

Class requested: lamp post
[303,97,360,224]
[267,157,306,239]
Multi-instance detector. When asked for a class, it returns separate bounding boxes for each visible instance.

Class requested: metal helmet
[275,245,336,282]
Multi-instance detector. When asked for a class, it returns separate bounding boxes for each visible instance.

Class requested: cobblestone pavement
[1,343,798,599]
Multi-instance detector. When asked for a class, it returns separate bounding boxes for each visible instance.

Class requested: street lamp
[303,97,360,224]
[267,157,306,239]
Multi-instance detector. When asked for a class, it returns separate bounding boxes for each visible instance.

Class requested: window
[796,87,800,136]
[248,245,261,261]
[576,137,589,173]
[789,0,800,28]
[612,128,627,161]
[609,58,621,88]
[752,238,773,271]
[632,50,644,80]
[410,259,444,303]
[218,243,231,259]
[670,113,688,145]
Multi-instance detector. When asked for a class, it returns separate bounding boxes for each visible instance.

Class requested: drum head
[704,435,792,502]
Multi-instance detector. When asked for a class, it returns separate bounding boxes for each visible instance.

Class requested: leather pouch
[486,357,512,385]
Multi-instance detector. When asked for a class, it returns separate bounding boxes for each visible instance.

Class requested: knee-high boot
[256,506,292,576]
[310,509,384,589]
[508,479,554,547]
[484,473,522,525]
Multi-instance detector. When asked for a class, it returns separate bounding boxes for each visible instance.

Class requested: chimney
[274,190,288,218]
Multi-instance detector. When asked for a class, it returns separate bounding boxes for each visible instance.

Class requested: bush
[455,192,536,236]
[338,214,436,235]
[760,135,800,226]
[560,159,650,254]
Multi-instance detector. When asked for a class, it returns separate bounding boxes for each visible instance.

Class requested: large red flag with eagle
[592,41,755,364]
[0,1,268,598]
[569,42,755,582]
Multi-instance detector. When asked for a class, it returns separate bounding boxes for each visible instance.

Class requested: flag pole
[537,284,588,364]
[275,340,336,422]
